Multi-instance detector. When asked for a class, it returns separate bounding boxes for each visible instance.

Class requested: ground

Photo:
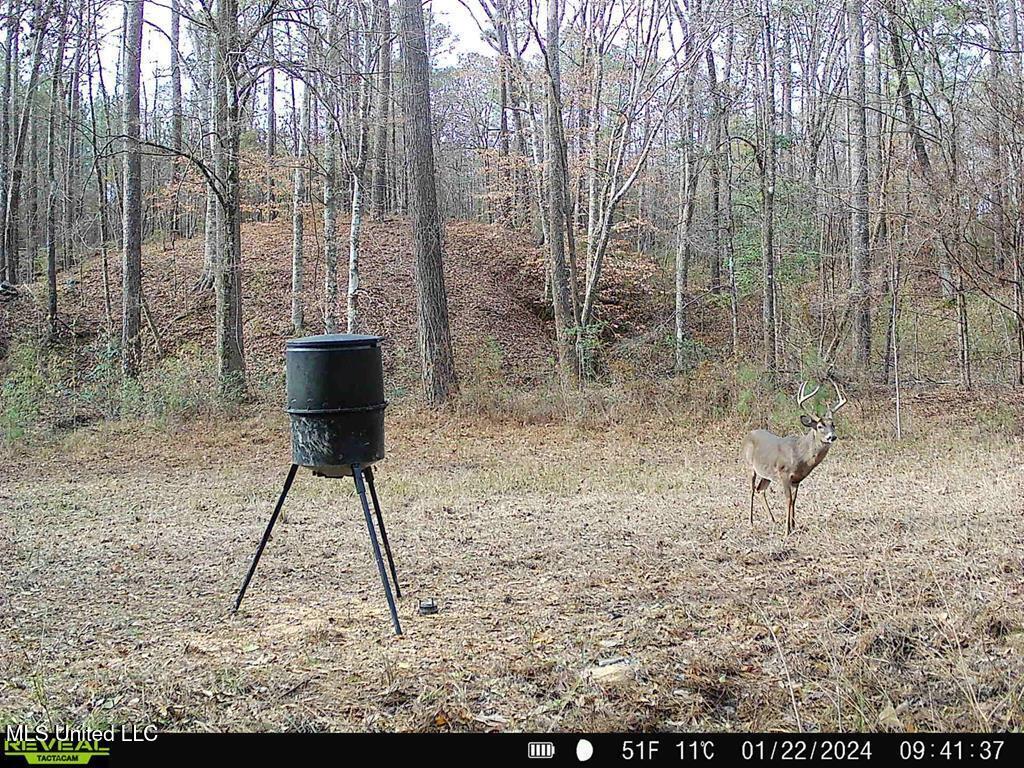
[3,411,1023,732]
[2,219,1023,732]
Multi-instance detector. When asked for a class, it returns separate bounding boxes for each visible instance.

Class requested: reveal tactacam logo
[3,739,110,765]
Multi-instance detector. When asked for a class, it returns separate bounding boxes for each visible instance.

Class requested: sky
[79,0,499,132]
[112,0,495,90]
[434,0,496,63]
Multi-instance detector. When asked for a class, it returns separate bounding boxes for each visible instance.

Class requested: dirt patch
[2,417,1023,732]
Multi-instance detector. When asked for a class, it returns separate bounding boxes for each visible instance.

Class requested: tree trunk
[2,0,50,284]
[722,13,738,354]
[0,0,16,281]
[63,35,82,267]
[848,0,871,368]
[509,35,550,248]
[25,97,37,283]
[759,1,778,373]
[122,0,144,376]
[168,0,182,235]
[264,21,276,221]
[956,272,971,388]
[291,82,308,335]
[780,15,793,179]
[170,0,182,152]
[347,172,364,333]
[675,58,697,373]
[197,26,216,291]
[1005,0,1024,385]
[399,0,458,404]
[496,2,511,226]
[544,0,580,384]
[346,7,376,335]
[984,0,1007,275]
[213,0,246,396]
[47,16,68,336]
[324,142,343,336]
[86,22,112,327]
[370,0,392,218]
[706,44,722,293]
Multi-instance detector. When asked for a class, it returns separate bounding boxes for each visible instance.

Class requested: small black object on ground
[418,598,439,616]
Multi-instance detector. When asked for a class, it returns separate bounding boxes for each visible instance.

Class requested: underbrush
[456,349,1023,447]
[3,328,1021,450]
[0,336,276,447]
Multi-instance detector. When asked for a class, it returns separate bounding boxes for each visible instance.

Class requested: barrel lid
[286,333,382,350]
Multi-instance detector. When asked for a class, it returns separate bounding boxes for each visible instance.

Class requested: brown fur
[742,415,838,535]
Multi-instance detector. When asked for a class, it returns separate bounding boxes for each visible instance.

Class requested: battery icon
[528,742,556,758]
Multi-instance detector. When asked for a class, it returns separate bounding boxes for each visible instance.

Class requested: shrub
[0,344,47,444]
[0,338,225,445]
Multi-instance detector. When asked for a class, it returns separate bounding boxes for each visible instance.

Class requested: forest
[2,0,1024,735]
[1,0,1022,405]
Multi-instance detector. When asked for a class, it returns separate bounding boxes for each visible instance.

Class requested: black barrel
[285,334,386,471]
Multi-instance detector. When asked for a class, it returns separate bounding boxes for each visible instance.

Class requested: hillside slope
[1,220,555,389]
[1,217,676,392]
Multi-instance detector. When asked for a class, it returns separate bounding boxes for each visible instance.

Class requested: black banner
[1,732,1020,766]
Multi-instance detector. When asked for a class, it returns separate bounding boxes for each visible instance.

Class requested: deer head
[797,379,847,445]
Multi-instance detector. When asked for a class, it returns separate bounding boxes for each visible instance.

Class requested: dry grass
[2,411,1023,732]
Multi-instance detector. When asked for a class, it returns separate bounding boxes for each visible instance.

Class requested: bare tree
[61,9,82,266]
[399,0,457,403]
[370,0,392,219]
[757,0,778,373]
[0,0,18,280]
[121,0,144,376]
[291,77,308,335]
[4,0,1024,405]
[169,0,182,236]
[264,20,277,220]
[543,0,580,384]
[847,0,870,367]
[344,2,377,334]
[197,20,217,293]
[2,0,52,284]
[671,0,706,372]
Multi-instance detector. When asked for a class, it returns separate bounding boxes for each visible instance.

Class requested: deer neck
[799,428,831,469]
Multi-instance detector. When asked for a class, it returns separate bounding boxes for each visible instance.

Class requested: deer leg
[783,484,794,536]
[759,487,776,524]
[749,471,756,526]
[791,484,800,534]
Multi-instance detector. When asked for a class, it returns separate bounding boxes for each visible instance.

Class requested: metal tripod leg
[353,463,403,635]
[364,466,401,598]
[233,463,298,612]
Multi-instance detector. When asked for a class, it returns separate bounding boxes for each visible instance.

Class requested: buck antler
[828,379,847,415]
[796,380,821,415]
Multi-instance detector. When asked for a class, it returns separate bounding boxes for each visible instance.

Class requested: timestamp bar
[540,733,1018,764]
[45,732,1020,765]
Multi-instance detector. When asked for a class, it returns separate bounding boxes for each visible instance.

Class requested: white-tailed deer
[741,380,847,535]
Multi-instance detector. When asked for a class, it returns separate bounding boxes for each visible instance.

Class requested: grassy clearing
[2,411,1022,732]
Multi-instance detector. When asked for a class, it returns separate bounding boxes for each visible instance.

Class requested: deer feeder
[286,334,387,474]
[233,334,403,635]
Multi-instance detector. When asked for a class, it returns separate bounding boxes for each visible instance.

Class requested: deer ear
[800,414,815,428]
